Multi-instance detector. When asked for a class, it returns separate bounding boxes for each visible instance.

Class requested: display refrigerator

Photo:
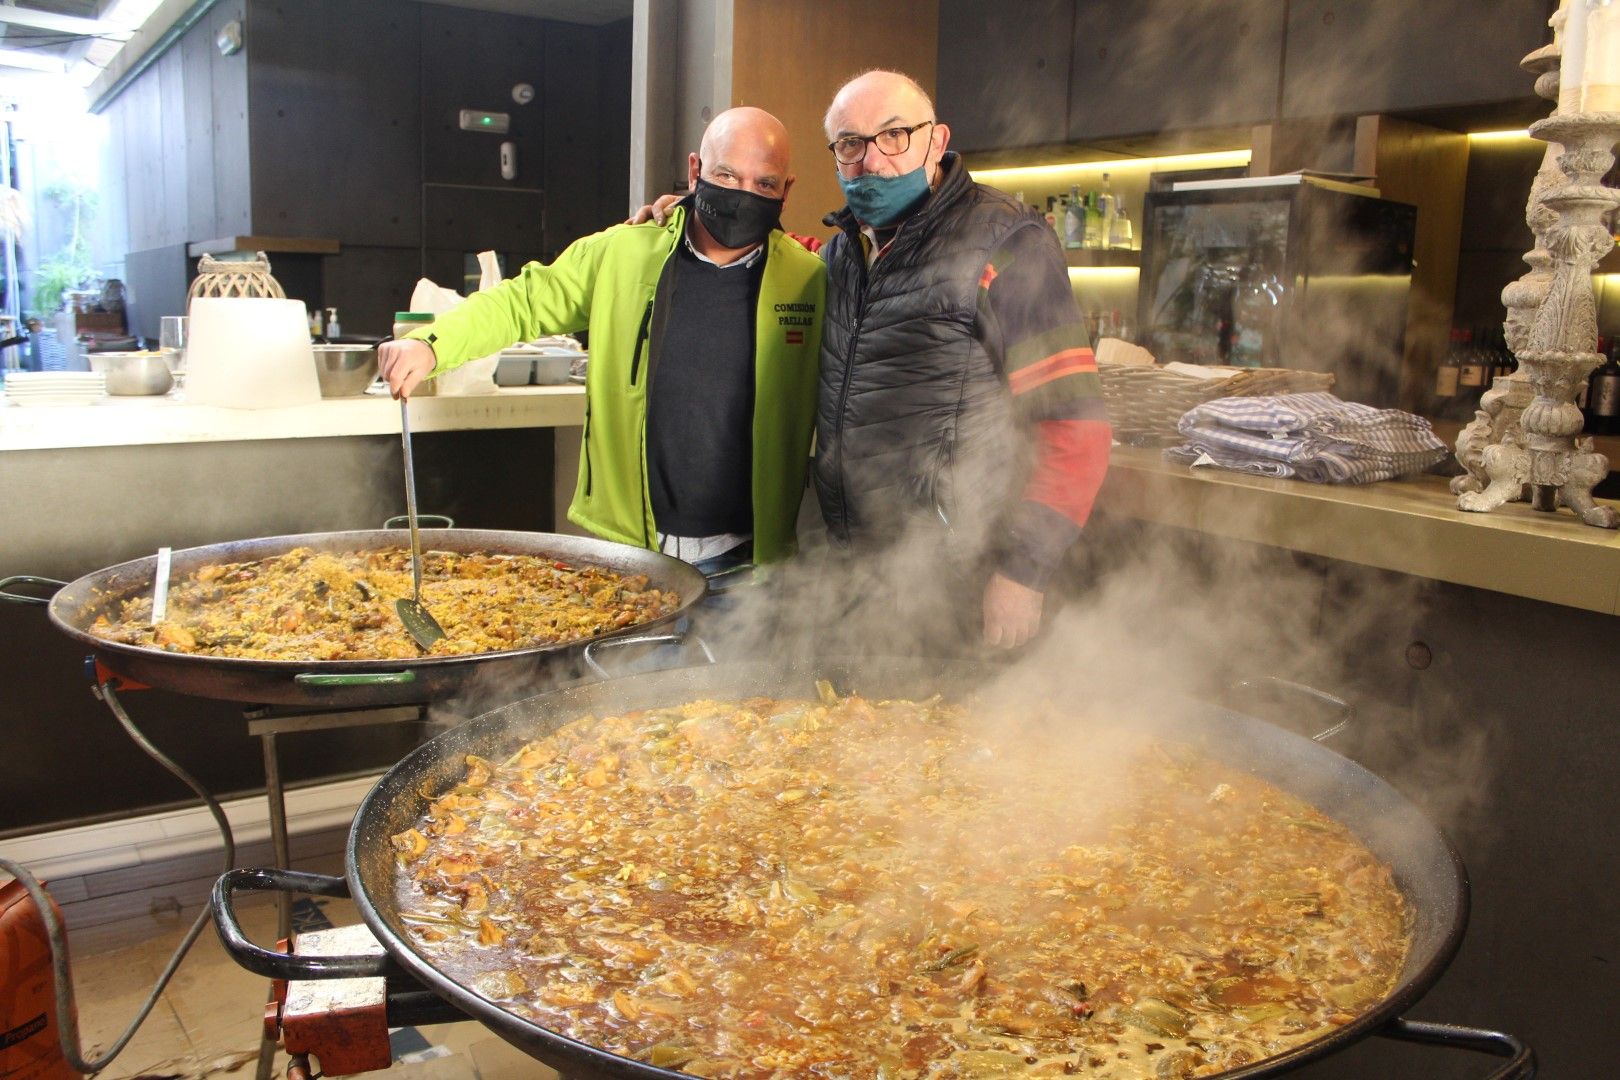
[1135,176,1418,408]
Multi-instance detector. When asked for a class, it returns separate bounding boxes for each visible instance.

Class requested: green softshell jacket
[408,207,826,563]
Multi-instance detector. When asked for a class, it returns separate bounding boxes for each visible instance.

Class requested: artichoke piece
[953,1050,1029,1075]
[473,969,527,999]
[390,828,428,860]
[1156,1049,1203,1079]
[1232,1003,1295,1024]
[1325,975,1384,1010]
[646,1043,694,1068]
[1119,997,1192,1038]
[919,943,979,972]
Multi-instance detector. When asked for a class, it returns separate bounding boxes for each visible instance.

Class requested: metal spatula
[396,397,446,649]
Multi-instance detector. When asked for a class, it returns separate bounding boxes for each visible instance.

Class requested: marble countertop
[0,385,586,452]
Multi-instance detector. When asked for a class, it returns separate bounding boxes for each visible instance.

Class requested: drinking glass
[159,315,187,375]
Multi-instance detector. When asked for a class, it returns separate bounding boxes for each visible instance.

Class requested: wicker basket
[186,251,287,307]
[1099,362,1336,444]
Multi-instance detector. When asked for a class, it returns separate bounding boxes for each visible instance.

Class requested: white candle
[1582,0,1620,113]
[1560,0,1590,111]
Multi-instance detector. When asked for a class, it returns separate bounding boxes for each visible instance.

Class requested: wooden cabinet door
[1067,0,1285,142]
[938,0,1075,152]
[1282,0,1553,118]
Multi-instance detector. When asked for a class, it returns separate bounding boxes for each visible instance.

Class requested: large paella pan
[1,529,706,707]
[214,657,1533,1079]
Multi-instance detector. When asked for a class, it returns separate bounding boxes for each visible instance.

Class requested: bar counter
[1100,445,1620,615]
[0,386,585,836]
[0,384,586,452]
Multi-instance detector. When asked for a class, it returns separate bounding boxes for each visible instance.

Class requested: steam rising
[429,2,1522,866]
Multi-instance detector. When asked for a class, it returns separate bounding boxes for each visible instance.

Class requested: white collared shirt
[683,222,766,269]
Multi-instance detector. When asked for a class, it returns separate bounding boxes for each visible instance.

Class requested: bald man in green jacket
[379,107,825,569]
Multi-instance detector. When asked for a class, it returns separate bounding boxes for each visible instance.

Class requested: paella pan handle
[294,671,418,688]
[0,575,66,606]
[1228,676,1353,742]
[703,561,757,594]
[583,629,717,680]
[1376,1018,1536,1078]
[211,868,391,980]
[383,514,455,530]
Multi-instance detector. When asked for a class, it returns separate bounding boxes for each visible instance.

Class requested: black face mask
[691,178,782,249]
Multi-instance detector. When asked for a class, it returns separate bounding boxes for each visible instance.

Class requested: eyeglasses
[827,120,934,165]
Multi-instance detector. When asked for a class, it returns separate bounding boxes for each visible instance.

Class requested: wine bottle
[1433,328,1462,416]
[1455,328,1485,418]
[1587,338,1620,436]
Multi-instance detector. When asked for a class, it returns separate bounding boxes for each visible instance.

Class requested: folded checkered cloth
[1163,392,1450,484]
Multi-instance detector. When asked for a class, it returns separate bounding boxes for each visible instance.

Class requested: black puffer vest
[814,154,1042,553]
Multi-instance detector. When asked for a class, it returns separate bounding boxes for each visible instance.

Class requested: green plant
[31,180,98,316]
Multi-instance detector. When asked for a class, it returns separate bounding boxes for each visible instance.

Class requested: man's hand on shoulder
[983,572,1044,649]
[624,193,683,226]
[786,231,823,254]
[378,339,437,400]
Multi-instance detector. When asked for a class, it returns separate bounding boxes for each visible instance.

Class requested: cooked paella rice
[88,547,680,660]
[393,689,1411,1079]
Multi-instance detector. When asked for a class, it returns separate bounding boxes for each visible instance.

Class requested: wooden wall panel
[731,0,939,240]
[320,244,427,338]
[422,184,546,254]
[246,0,419,246]
[1068,0,1285,142]
[1352,114,1469,413]
[208,1,252,237]
[939,0,1072,152]
[544,21,604,253]
[122,243,190,341]
[156,47,188,249]
[123,68,165,252]
[180,13,218,241]
[1283,0,1555,120]
[104,2,627,332]
[419,2,547,192]
[597,18,634,223]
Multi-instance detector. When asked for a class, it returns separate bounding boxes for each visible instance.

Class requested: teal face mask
[838,162,931,228]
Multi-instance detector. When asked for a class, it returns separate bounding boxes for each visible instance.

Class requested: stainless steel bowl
[312,344,379,397]
[87,352,175,396]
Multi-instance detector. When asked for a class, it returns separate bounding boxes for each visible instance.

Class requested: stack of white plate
[3,371,108,406]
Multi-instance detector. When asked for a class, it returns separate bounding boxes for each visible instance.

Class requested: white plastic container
[184,298,321,409]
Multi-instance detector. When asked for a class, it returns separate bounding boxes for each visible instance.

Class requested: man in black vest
[814,70,1112,651]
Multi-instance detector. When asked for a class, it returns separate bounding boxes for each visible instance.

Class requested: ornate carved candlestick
[1456,111,1620,527]
[1452,43,1561,499]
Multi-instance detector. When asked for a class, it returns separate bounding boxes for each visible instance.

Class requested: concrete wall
[105,0,632,340]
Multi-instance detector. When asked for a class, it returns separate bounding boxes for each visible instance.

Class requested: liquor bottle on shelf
[1586,337,1620,436]
[1082,189,1102,249]
[1109,206,1133,250]
[1063,186,1084,250]
[1454,328,1485,417]
[1098,173,1116,251]
[1432,328,1463,416]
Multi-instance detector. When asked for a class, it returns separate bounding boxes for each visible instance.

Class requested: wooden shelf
[1102,445,1620,616]
[187,235,341,258]
[1064,248,1140,268]
[962,128,1252,172]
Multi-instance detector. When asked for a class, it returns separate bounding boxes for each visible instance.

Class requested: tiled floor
[63,854,557,1080]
